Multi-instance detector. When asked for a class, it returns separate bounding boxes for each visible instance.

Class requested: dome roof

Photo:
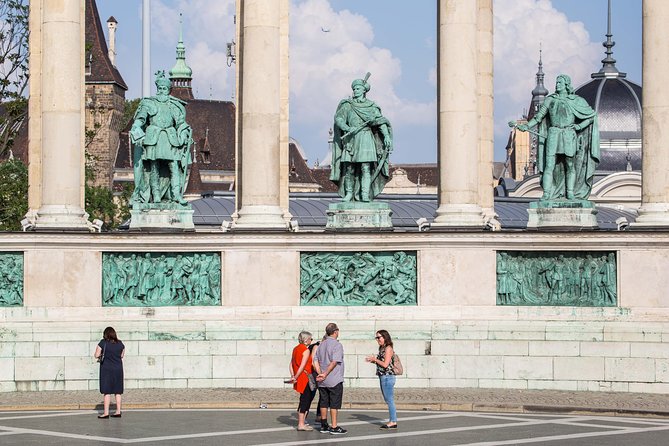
[576,76,642,172]
[575,76,641,141]
[572,1,642,173]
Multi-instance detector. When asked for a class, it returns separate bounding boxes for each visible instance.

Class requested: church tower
[169,14,194,101]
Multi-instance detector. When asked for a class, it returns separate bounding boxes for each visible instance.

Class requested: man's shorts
[318,382,343,409]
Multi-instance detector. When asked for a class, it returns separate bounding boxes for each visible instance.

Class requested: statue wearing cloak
[519,74,599,200]
[330,75,392,202]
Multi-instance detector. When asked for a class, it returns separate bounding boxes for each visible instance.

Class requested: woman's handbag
[97,342,106,364]
[307,372,317,391]
[391,353,403,375]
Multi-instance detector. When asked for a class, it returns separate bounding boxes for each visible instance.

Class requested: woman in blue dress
[94,326,125,418]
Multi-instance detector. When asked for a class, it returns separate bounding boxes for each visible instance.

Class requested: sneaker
[329,426,347,435]
[319,424,330,433]
[380,424,398,429]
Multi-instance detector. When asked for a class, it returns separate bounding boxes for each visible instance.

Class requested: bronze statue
[512,74,599,201]
[130,71,193,206]
[330,73,392,202]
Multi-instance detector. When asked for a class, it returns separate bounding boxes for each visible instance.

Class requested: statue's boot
[171,177,188,205]
[342,173,354,202]
[150,162,161,203]
[150,178,161,203]
[361,166,371,202]
[565,169,576,200]
[541,172,553,200]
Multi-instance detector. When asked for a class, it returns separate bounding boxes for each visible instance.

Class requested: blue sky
[97,0,641,164]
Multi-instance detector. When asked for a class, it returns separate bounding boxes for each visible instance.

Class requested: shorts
[318,382,343,410]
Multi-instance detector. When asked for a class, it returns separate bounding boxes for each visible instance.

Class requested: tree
[123,98,141,126]
[0,0,29,158]
[0,158,28,231]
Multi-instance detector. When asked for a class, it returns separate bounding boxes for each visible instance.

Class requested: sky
[97,0,641,165]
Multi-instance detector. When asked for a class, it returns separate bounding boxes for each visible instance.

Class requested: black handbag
[97,341,106,364]
[307,372,317,391]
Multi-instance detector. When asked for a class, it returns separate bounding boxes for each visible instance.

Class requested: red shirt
[291,343,313,393]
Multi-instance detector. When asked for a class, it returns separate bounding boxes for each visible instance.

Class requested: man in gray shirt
[314,322,347,435]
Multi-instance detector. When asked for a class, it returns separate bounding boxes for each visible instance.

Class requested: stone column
[279,0,292,222]
[433,0,485,228]
[33,0,89,230]
[26,0,43,219]
[632,0,669,228]
[478,0,495,219]
[232,0,287,230]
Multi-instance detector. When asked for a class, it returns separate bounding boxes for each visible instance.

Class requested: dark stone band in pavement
[2,387,669,418]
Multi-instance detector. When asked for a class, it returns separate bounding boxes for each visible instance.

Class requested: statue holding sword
[330,73,393,202]
[510,74,599,201]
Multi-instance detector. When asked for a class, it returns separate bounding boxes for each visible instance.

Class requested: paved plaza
[2,408,669,445]
[2,388,669,445]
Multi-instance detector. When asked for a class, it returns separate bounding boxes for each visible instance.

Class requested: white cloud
[152,0,236,100]
[493,0,600,156]
[144,0,604,162]
[290,0,434,159]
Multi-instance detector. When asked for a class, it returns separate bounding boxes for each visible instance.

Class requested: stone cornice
[1,231,669,251]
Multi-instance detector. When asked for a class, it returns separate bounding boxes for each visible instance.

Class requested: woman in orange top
[289,331,316,431]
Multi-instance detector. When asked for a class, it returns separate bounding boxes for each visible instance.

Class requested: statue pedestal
[326,202,393,231]
[130,204,194,231]
[527,200,598,230]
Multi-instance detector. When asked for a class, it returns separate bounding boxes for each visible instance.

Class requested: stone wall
[85,84,126,188]
[1,232,669,393]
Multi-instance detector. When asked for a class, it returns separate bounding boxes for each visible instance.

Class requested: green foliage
[0,0,29,158]
[123,98,141,126]
[85,184,117,228]
[116,183,134,224]
[0,159,28,231]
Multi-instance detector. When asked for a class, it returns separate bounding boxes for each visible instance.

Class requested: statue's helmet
[154,70,171,89]
[351,78,370,93]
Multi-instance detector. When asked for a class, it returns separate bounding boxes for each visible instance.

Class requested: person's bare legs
[114,394,122,415]
[103,394,111,416]
[331,408,338,428]
[297,411,307,429]
[320,407,328,424]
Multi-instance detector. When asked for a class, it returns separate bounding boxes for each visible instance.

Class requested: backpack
[392,353,403,375]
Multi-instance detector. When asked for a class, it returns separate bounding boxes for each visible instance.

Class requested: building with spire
[506,48,549,181]
[0,0,129,188]
[168,14,194,101]
[84,0,128,188]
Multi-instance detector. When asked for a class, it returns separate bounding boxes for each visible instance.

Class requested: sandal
[297,425,314,431]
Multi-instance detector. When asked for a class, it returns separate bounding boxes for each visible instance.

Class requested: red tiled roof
[85,0,127,90]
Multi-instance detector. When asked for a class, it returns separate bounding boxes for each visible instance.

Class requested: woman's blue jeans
[379,374,397,422]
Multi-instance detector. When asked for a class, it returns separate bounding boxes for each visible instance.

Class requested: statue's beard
[156,93,169,102]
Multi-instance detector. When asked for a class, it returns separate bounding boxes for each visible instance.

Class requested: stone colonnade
[26,0,669,230]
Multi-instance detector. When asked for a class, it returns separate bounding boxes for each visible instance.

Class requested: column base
[527,199,598,230]
[432,204,485,229]
[33,205,91,231]
[232,205,288,231]
[629,203,669,229]
[129,205,194,231]
[325,201,393,231]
